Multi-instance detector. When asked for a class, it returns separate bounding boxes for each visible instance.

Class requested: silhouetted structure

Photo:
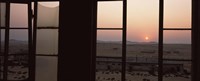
[0,0,200,81]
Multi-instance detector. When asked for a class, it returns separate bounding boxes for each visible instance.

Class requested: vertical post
[31,1,38,81]
[91,0,97,81]
[158,0,164,81]
[0,2,2,29]
[192,0,200,81]
[0,3,1,80]
[3,2,10,81]
[28,1,35,81]
[58,0,94,81]
[122,0,127,81]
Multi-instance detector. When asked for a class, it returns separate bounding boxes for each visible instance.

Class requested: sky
[0,2,59,55]
[1,1,191,44]
[97,0,191,44]
[0,2,59,41]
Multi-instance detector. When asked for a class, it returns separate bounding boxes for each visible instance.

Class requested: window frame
[0,2,33,81]
[95,0,193,81]
[0,0,60,81]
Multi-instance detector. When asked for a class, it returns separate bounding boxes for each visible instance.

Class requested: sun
[145,36,149,40]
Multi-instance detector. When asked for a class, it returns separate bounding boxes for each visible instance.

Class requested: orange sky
[1,1,191,44]
[97,0,191,44]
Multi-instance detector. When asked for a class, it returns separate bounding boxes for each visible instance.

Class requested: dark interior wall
[192,0,200,81]
[58,0,96,81]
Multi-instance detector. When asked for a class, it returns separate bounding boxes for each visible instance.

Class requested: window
[95,0,192,81]
[0,3,31,81]
[0,1,59,81]
[36,2,59,81]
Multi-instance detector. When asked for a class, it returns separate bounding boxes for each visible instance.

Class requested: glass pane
[163,30,191,81]
[0,55,3,80]
[127,0,159,81]
[8,30,29,80]
[0,29,4,80]
[97,30,122,57]
[97,1,122,28]
[37,2,59,28]
[0,29,5,54]
[163,44,191,60]
[7,55,29,80]
[10,4,28,28]
[9,30,28,54]
[164,0,191,28]
[127,0,159,43]
[36,29,58,55]
[36,56,57,81]
[0,3,6,27]
[96,30,122,81]
[163,31,191,45]
[162,60,191,81]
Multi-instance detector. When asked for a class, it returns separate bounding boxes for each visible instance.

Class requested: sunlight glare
[145,36,149,40]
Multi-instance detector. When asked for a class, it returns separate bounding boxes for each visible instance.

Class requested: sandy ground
[96,71,191,81]
[7,66,28,80]
[97,43,191,59]
[96,42,191,81]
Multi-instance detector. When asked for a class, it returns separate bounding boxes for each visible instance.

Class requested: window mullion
[27,2,35,81]
[158,0,164,81]
[122,0,127,81]
[3,2,10,81]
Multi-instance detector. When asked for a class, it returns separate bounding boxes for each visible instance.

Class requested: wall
[58,0,97,81]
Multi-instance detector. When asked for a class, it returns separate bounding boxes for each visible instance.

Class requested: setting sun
[145,36,149,40]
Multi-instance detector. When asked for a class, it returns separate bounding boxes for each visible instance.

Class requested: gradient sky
[1,2,59,41]
[1,1,191,44]
[97,0,191,44]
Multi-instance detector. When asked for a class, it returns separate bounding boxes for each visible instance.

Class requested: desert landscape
[0,40,192,81]
[0,39,57,81]
[0,39,29,80]
[96,40,191,81]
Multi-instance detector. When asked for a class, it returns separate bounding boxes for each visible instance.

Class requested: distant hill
[1,39,28,54]
[97,40,158,44]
